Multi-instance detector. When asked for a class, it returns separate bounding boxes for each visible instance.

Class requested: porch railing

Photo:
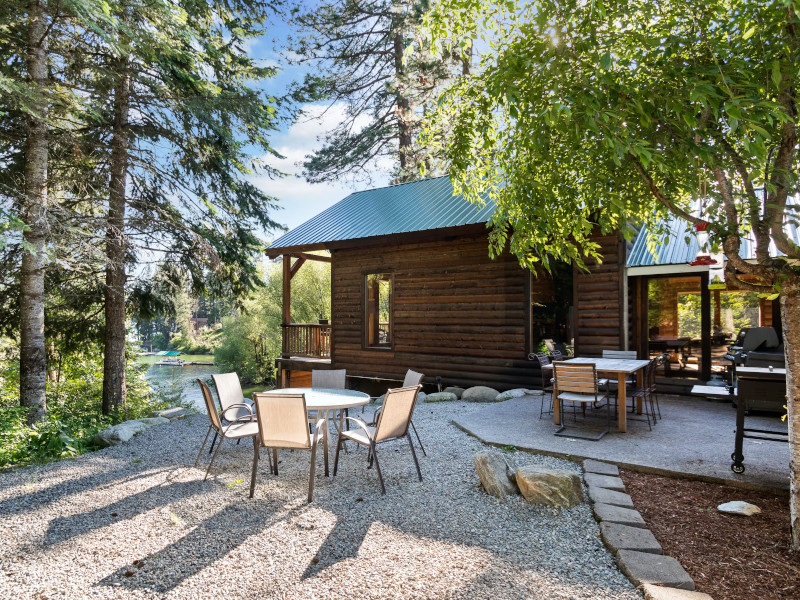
[281,323,331,358]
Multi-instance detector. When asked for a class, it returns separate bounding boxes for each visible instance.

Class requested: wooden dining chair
[553,362,611,441]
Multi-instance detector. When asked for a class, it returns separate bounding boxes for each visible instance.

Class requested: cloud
[251,102,390,238]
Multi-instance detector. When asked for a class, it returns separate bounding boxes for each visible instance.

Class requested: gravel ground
[0,401,642,600]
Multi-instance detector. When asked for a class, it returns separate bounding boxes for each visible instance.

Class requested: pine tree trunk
[393,29,412,179]
[102,54,130,415]
[20,0,49,425]
[781,279,800,551]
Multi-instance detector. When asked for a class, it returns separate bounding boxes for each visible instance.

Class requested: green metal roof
[267,176,495,253]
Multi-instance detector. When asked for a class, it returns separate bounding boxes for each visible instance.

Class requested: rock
[717,500,762,516]
[600,522,662,555]
[584,473,626,492]
[593,503,647,528]
[151,407,191,420]
[494,388,529,401]
[417,391,427,403]
[443,386,465,398]
[641,584,713,600]
[516,465,584,507]
[616,549,695,590]
[583,459,619,476]
[425,392,457,403]
[473,452,519,498]
[462,386,501,402]
[94,417,170,448]
[588,486,635,508]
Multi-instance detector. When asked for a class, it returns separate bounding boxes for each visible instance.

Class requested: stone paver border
[584,459,707,598]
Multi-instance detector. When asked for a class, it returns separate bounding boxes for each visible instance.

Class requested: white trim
[626,264,710,277]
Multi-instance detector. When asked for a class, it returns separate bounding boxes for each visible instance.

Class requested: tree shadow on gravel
[43,478,207,546]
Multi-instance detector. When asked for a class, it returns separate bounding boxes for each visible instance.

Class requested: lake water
[139,354,218,410]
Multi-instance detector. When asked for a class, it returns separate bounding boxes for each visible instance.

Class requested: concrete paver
[588,485,634,507]
[641,584,713,600]
[584,459,620,476]
[592,502,647,528]
[617,550,695,590]
[600,522,662,554]
[585,473,626,491]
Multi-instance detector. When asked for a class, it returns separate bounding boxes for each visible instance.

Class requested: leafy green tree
[423,0,800,549]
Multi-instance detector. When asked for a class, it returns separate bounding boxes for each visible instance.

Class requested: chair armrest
[221,403,254,422]
[339,416,375,442]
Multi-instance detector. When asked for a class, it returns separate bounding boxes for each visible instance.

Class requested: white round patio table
[259,387,370,476]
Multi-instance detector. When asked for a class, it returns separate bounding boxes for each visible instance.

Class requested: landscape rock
[584,473,626,492]
[717,500,762,516]
[473,452,519,498]
[588,486,635,508]
[641,584,713,600]
[600,522,662,554]
[151,407,191,420]
[516,465,584,507]
[94,417,170,448]
[425,392,457,403]
[583,459,620,476]
[417,391,427,403]
[616,549,695,590]
[592,503,647,528]
[443,386,465,398]
[494,388,529,401]
[462,386,501,402]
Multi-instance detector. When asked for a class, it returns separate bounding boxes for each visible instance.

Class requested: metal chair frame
[553,362,611,441]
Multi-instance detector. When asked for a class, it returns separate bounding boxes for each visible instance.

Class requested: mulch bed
[620,470,800,599]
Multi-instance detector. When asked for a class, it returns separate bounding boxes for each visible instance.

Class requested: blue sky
[244,15,390,242]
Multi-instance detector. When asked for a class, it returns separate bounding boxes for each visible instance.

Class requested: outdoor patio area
[455,394,790,490]
[0,401,642,600]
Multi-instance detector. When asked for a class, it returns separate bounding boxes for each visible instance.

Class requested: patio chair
[533,353,555,419]
[367,369,427,456]
[250,392,324,502]
[628,357,659,430]
[311,368,347,434]
[553,362,611,441]
[209,372,255,454]
[333,385,423,495]
[601,350,637,410]
[194,379,261,481]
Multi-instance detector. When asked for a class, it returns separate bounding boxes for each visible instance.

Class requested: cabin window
[364,273,393,348]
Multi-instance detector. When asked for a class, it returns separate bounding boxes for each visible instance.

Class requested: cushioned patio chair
[195,379,261,481]
[250,392,324,502]
[334,385,423,495]
[553,362,611,441]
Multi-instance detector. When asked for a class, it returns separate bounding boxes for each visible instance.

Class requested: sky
[244,14,390,243]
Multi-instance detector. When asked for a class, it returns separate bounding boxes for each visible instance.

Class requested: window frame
[362,271,394,350]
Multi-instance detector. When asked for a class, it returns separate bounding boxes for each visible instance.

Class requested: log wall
[572,231,626,356]
[330,233,542,391]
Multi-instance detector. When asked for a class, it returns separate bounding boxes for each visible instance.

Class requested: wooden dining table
[258,387,370,476]
[544,357,651,433]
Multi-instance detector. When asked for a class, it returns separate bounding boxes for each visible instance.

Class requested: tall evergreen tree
[288,0,463,183]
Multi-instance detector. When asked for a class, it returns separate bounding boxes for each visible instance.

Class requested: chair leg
[208,430,218,454]
[407,433,423,482]
[409,419,426,457]
[308,441,318,503]
[333,431,344,476]
[249,437,259,498]
[272,448,279,476]
[370,442,386,495]
[205,435,225,481]
[194,426,212,468]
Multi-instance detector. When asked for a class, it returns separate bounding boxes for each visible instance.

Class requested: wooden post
[701,272,711,382]
[714,289,722,329]
[282,255,291,326]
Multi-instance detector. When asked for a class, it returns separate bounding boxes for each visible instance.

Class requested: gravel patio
[0,401,642,600]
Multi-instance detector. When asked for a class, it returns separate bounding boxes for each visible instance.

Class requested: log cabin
[265,176,627,393]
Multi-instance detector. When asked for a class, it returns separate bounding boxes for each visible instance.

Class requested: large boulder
[443,386,465,398]
[473,452,519,498]
[495,388,530,402]
[516,465,584,507]
[94,417,169,448]
[462,386,501,402]
[425,392,457,403]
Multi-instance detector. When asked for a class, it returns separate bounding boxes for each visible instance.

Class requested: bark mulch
[620,469,800,599]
